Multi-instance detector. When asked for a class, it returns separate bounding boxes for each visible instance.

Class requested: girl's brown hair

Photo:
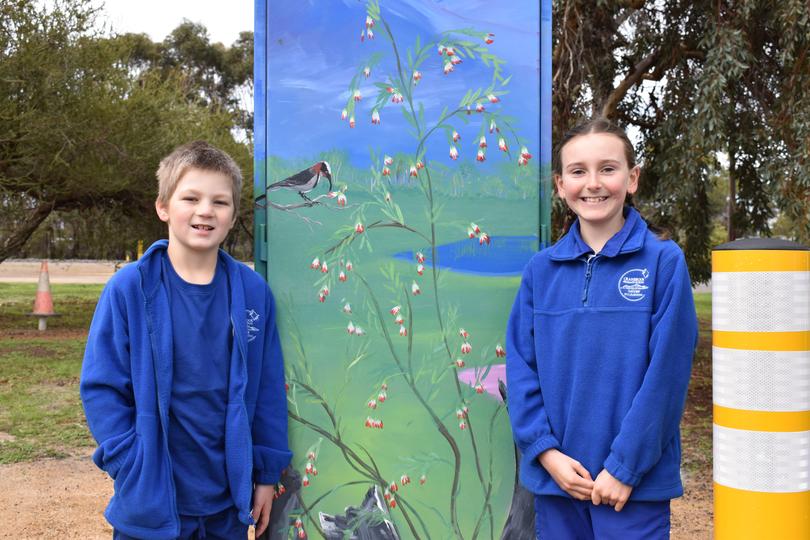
[554,117,667,238]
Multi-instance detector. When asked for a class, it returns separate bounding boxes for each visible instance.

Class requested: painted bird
[267,161,332,201]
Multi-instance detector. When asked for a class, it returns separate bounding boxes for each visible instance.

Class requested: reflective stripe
[712,272,810,333]
[713,250,810,273]
[714,483,810,540]
[713,425,810,493]
[713,347,810,411]
[713,331,810,351]
[714,405,810,432]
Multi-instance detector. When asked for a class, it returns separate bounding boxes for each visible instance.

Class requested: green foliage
[0,0,255,262]
[553,0,810,282]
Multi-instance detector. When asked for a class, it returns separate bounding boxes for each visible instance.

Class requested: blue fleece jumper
[505,208,697,501]
[80,240,293,540]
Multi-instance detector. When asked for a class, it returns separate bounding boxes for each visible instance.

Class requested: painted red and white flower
[449,145,459,160]
[349,116,355,128]
[475,103,485,113]
[320,261,328,273]
[339,271,347,282]
[487,93,500,103]
[382,166,391,176]
[452,130,461,142]
[371,110,380,124]
[411,281,421,295]
[476,149,486,162]
[412,70,422,83]
[343,303,352,314]
[345,261,353,271]
[495,344,506,358]
[341,109,348,121]
[416,251,426,263]
[409,165,418,177]
[390,305,401,316]
[355,222,365,233]
[399,325,407,337]
[310,257,320,269]
[498,137,508,152]
[454,358,465,368]
[471,223,481,234]
[384,155,394,166]
[521,146,532,160]
[337,192,347,206]
[461,341,472,354]
[479,136,487,148]
[459,328,469,338]
[391,93,403,104]
[479,232,491,245]
[443,62,454,75]
[417,263,424,275]
[363,66,371,78]
[353,89,362,102]
[484,33,494,44]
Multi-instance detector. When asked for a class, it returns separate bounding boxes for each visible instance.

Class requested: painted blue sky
[264,0,540,170]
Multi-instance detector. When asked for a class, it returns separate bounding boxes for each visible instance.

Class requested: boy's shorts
[534,495,670,540]
[113,505,248,540]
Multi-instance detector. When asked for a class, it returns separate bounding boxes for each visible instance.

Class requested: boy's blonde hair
[156,141,243,216]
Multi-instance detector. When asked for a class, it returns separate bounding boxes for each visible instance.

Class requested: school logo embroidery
[246,309,260,342]
[618,268,649,302]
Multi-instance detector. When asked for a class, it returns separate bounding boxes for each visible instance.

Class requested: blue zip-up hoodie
[506,208,697,501]
[80,240,293,539]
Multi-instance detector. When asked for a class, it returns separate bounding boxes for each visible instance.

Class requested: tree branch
[601,48,662,119]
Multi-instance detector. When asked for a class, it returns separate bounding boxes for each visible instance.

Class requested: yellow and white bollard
[712,238,810,539]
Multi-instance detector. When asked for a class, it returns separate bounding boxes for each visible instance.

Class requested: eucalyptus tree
[553,0,809,283]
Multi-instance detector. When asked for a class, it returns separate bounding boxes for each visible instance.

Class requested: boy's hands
[538,449,594,501]
[252,484,276,536]
[591,469,633,511]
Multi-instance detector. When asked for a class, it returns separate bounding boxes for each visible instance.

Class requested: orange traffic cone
[29,260,59,331]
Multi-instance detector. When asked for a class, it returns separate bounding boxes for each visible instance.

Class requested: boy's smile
[156,167,236,257]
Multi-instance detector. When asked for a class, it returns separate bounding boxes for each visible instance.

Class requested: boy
[81,141,292,539]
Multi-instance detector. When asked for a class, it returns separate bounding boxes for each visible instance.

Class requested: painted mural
[255,1,546,538]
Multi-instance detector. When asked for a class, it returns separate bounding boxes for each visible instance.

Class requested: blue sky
[263,0,540,170]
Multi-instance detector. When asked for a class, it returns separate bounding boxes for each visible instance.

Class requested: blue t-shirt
[163,255,232,516]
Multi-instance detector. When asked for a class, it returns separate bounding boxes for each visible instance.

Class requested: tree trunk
[0,201,55,264]
[728,150,736,242]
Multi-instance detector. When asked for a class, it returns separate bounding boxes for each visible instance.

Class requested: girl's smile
[555,132,639,251]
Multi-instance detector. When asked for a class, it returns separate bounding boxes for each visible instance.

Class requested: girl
[505,118,697,539]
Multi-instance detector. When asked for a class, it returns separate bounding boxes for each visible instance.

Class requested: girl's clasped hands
[539,448,633,511]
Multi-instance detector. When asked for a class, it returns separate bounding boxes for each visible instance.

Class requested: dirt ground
[0,451,712,539]
[0,261,713,538]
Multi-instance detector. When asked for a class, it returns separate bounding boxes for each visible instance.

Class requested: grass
[0,283,714,489]
[0,283,102,463]
[681,292,713,475]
